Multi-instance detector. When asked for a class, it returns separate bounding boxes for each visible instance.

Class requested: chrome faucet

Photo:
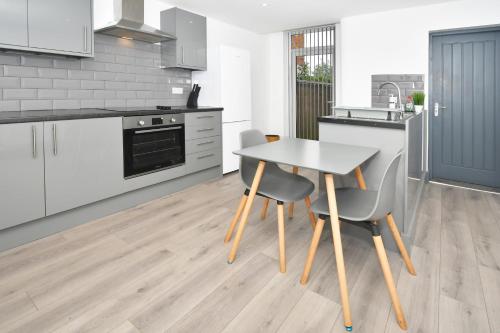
[377,81,403,111]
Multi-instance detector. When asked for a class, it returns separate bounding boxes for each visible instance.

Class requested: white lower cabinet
[43,118,124,215]
[222,121,251,174]
[0,122,45,230]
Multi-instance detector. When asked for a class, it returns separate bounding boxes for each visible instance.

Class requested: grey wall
[0,34,192,111]
[371,74,424,108]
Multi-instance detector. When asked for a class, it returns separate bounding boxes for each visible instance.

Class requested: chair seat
[311,188,378,221]
[244,164,314,203]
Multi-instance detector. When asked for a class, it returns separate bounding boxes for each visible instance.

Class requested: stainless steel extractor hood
[95,0,175,43]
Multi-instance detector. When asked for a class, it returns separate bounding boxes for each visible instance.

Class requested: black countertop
[0,106,223,124]
[318,113,418,130]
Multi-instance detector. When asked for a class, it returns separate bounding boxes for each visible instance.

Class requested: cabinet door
[44,118,124,216]
[0,0,28,47]
[176,9,207,69]
[0,122,45,230]
[28,0,92,54]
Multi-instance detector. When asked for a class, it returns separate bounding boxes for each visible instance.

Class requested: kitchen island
[318,108,426,251]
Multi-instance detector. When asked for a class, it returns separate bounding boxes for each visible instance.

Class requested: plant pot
[414,105,424,112]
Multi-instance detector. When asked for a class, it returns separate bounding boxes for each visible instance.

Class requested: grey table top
[0,106,223,124]
[233,138,379,175]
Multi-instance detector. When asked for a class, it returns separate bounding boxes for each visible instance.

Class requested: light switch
[172,87,183,94]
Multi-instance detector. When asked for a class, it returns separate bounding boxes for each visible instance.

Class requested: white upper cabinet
[0,0,28,47]
[28,0,93,55]
[0,0,93,57]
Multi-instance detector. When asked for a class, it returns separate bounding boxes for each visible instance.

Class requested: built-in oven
[123,114,185,178]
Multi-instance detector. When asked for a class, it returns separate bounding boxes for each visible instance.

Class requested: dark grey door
[431,29,500,187]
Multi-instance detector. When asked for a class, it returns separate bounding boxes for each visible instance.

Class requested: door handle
[434,102,447,117]
[52,124,58,156]
[32,125,37,158]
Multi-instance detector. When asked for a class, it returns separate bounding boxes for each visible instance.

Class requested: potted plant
[412,91,425,112]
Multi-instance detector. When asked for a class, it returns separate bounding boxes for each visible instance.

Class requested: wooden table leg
[260,198,270,220]
[354,166,367,190]
[224,193,248,243]
[325,173,352,331]
[288,166,299,218]
[228,161,266,264]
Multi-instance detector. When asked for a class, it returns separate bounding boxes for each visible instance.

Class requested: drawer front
[186,148,222,174]
[186,124,221,140]
[186,136,221,155]
[185,112,221,127]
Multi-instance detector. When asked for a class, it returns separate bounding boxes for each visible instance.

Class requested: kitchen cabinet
[43,118,123,215]
[28,0,93,55]
[0,0,28,47]
[0,122,45,231]
[0,0,93,57]
[161,7,207,70]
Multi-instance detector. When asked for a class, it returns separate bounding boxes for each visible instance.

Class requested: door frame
[427,24,500,181]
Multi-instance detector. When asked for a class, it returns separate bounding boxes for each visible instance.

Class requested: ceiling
[158,0,455,33]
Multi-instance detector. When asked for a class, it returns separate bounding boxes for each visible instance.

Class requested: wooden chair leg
[354,166,367,190]
[277,201,286,273]
[228,161,266,264]
[304,195,316,229]
[287,166,299,218]
[373,234,408,330]
[260,198,270,220]
[386,213,416,275]
[325,173,352,331]
[224,193,248,243]
[300,217,325,284]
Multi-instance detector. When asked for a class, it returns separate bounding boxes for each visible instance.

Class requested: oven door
[123,124,185,178]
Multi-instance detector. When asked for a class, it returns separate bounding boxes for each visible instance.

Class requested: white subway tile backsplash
[38,89,67,99]
[21,100,52,111]
[0,77,21,88]
[0,36,191,112]
[53,79,80,89]
[0,100,20,111]
[53,99,80,109]
[38,68,67,79]
[81,80,105,89]
[4,66,37,77]
[3,89,37,99]
[68,70,93,80]
[21,78,52,88]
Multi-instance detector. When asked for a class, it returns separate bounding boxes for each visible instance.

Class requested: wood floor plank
[474,235,500,271]
[479,265,500,333]
[277,290,340,333]
[109,321,141,333]
[0,291,38,329]
[438,294,490,333]
[166,254,278,332]
[385,246,440,333]
[413,184,442,252]
[463,190,500,244]
[440,186,485,309]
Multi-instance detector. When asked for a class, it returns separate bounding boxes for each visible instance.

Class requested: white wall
[339,0,500,108]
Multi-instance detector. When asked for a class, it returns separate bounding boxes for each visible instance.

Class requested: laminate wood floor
[1,170,499,333]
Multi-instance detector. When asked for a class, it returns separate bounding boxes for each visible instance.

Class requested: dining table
[228,137,379,331]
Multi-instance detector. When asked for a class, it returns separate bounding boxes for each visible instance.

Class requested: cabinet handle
[197,127,214,132]
[32,125,37,158]
[181,46,184,64]
[197,140,214,146]
[52,124,57,156]
[196,115,214,119]
[84,25,88,52]
[197,153,214,159]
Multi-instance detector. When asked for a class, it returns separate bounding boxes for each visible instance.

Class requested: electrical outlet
[172,87,183,95]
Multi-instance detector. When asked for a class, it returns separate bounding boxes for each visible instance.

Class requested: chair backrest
[239,129,278,186]
[368,151,403,221]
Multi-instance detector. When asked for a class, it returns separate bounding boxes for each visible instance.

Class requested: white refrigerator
[193,45,252,174]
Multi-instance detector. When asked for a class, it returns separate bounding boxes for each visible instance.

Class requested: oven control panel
[123,114,185,129]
